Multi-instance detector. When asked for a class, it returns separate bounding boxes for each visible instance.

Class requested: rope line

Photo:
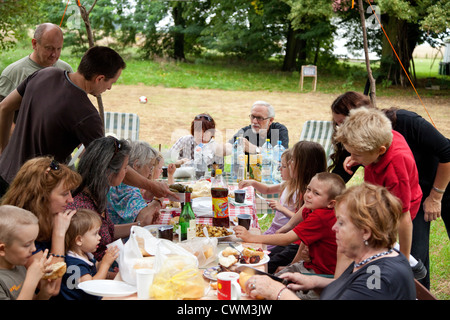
[365,0,436,128]
[59,0,71,27]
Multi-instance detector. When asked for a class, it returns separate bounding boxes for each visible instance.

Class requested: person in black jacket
[226,101,289,159]
[328,91,450,290]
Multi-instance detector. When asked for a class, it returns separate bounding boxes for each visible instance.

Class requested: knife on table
[255,193,270,203]
[235,265,292,285]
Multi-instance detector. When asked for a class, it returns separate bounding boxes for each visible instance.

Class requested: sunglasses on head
[195,114,212,122]
[113,138,123,155]
[49,159,60,171]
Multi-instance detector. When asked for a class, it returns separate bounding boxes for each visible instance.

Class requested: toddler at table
[0,205,58,300]
[56,209,119,300]
[239,149,298,245]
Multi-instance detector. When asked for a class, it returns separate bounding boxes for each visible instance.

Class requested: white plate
[78,280,136,298]
[229,198,253,207]
[218,246,269,267]
[203,266,220,281]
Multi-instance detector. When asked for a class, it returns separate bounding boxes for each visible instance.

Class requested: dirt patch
[93,84,450,147]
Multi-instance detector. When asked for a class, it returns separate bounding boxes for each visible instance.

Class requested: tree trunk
[172,3,186,61]
[282,23,307,72]
[78,1,104,126]
[358,0,376,107]
[282,24,297,71]
[379,15,419,87]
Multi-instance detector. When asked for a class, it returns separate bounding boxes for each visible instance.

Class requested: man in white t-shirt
[0,23,73,102]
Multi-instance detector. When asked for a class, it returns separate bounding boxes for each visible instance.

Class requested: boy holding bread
[234,172,345,282]
[0,205,60,300]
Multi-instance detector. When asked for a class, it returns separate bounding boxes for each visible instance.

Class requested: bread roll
[42,261,66,280]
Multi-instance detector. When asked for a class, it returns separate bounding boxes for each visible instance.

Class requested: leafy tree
[334,0,449,86]
[200,0,289,60]
[281,0,338,71]
[0,0,48,50]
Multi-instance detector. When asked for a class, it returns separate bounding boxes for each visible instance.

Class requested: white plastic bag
[177,237,218,267]
[119,226,197,286]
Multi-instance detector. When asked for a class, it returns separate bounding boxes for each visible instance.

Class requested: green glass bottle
[179,192,196,241]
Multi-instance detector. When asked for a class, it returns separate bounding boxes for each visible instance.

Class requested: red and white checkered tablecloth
[158,185,259,229]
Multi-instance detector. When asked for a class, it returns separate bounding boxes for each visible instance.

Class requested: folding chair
[299,120,334,167]
[104,111,140,141]
[69,112,140,167]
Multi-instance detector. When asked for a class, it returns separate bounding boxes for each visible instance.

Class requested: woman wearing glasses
[1,156,82,296]
[170,113,223,168]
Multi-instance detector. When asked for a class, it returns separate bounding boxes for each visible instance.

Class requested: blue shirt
[57,252,101,300]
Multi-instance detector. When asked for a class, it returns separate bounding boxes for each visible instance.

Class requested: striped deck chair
[299,120,334,166]
[69,112,140,167]
[104,112,140,141]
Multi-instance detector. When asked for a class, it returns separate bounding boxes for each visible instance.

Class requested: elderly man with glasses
[226,101,289,162]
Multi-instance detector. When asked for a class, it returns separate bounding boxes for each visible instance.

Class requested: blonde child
[151,151,176,184]
[57,209,119,300]
[0,205,58,300]
[334,107,422,261]
[239,150,297,239]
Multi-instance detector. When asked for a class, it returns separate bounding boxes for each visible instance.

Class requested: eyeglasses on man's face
[249,114,271,122]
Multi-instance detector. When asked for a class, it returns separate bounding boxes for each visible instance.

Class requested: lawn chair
[104,111,140,141]
[69,112,140,167]
[299,120,334,167]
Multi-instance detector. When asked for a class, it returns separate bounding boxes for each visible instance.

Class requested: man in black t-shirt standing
[0,46,175,200]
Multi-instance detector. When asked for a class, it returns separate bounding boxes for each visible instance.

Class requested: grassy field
[1,44,448,299]
[2,43,448,97]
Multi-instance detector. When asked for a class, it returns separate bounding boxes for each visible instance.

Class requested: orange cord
[59,0,71,27]
[365,0,436,128]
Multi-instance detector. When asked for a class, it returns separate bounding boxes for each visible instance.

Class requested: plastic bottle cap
[216,169,222,175]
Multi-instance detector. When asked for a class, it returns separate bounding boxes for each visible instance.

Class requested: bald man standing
[0,23,73,102]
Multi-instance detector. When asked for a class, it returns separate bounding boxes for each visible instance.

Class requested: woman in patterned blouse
[107,140,172,226]
[66,136,132,262]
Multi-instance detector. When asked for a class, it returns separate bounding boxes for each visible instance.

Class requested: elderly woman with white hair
[107,140,166,226]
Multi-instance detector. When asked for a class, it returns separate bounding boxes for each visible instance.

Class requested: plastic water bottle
[261,139,272,183]
[272,140,285,183]
[194,143,206,179]
[236,136,246,182]
[230,137,238,180]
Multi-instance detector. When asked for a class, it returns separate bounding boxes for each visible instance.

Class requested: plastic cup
[136,269,156,299]
[237,214,252,230]
[234,189,246,203]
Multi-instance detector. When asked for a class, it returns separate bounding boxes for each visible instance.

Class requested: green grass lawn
[3,43,448,97]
